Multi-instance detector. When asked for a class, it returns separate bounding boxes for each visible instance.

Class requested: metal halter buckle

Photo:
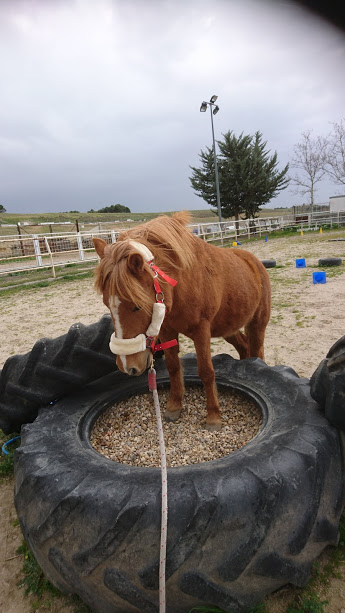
[155,291,164,303]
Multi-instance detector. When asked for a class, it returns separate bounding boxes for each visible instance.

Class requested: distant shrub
[97,204,131,213]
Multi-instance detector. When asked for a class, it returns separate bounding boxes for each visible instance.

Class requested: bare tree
[289,130,327,208]
[324,119,345,186]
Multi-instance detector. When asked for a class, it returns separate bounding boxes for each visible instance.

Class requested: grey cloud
[0,0,344,213]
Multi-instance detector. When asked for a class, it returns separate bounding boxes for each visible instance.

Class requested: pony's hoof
[205,421,222,432]
[164,409,181,422]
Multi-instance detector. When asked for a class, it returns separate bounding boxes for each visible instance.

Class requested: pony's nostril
[128,367,139,376]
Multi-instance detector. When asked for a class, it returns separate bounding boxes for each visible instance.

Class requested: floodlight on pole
[199,95,222,222]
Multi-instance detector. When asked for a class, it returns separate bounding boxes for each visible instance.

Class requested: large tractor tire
[0,315,116,434]
[310,335,345,431]
[14,354,345,613]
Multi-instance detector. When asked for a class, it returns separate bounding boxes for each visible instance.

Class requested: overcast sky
[1,0,344,215]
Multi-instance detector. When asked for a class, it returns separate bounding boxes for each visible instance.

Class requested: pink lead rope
[148,366,168,613]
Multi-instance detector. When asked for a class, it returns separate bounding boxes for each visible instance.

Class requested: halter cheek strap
[146,302,166,336]
[109,241,178,356]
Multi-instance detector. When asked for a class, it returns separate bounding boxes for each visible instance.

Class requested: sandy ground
[1,228,345,612]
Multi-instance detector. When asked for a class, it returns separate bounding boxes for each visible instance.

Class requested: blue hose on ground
[2,435,21,455]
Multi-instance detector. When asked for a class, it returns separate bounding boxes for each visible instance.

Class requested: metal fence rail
[1,211,345,278]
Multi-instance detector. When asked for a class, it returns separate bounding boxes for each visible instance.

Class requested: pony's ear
[93,238,107,259]
[128,252,145,275]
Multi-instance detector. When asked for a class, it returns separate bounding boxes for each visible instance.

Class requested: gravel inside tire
[14,353,345,613]
[90,386,263,467]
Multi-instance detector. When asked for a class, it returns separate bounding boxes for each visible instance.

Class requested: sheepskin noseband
[108,240,178,356]
[109,302,166,355]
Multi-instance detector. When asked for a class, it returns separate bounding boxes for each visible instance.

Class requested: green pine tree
[189,147,219,211]
[190,130,289,220]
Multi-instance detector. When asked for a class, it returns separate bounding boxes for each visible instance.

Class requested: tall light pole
[200,95,222,223]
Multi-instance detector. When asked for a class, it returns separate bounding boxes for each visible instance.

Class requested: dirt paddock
[1,228,345,612]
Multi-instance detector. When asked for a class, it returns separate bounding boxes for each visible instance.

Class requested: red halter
[146,262,178,353]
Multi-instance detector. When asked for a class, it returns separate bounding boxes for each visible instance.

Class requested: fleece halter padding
[109,241,176,356]
[109,332,146,355]
[127,240,154,262]
[109,302,166,355]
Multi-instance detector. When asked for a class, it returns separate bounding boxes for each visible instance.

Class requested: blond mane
[94,212,196,313]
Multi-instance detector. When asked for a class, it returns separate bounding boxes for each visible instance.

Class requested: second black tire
[260,259,276,268]
[0,315,117,434]
[14,354,345,613]
[318,257,342,266]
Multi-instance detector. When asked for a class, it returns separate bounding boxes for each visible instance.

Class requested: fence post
[77,232,85,261]
[33,235,43,267]
[111,230,116,243]
[44,237,56,278]
[17,223,25,256]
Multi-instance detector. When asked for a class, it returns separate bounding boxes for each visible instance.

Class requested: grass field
[0,207,293,237]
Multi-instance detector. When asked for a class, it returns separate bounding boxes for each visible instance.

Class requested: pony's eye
[132,306,141,312]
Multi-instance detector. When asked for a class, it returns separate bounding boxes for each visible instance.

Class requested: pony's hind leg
[193,322,221,431]
[245,320,266,359]
[245,281,271,360]
[245,266,271,359]
[245,301,271,360]
[160,328,184,422]
[223,331,249,359]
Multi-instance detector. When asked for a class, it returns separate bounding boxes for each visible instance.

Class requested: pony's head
[93,212,194,376]
[93,238,158,375]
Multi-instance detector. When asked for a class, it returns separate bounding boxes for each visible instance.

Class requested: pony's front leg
[159,328,184,422]
[193,322,221,431]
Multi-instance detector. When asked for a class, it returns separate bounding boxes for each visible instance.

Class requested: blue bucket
[296,258,306,268]
[313,271,326,284]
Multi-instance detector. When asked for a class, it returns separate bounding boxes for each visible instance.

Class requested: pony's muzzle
[127,367,141,376]
[116,350,151,377]
[109,332,151,375]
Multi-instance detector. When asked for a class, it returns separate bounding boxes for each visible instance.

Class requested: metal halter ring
[155,291,164,303]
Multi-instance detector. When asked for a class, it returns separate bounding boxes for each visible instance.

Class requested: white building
[329,195,345,211]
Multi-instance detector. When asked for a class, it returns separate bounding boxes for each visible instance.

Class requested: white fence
[189,210,345,242]
[1,211,345,278]
[0,230,118,277]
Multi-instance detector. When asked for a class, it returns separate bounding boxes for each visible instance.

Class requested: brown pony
[93,212,271,430]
